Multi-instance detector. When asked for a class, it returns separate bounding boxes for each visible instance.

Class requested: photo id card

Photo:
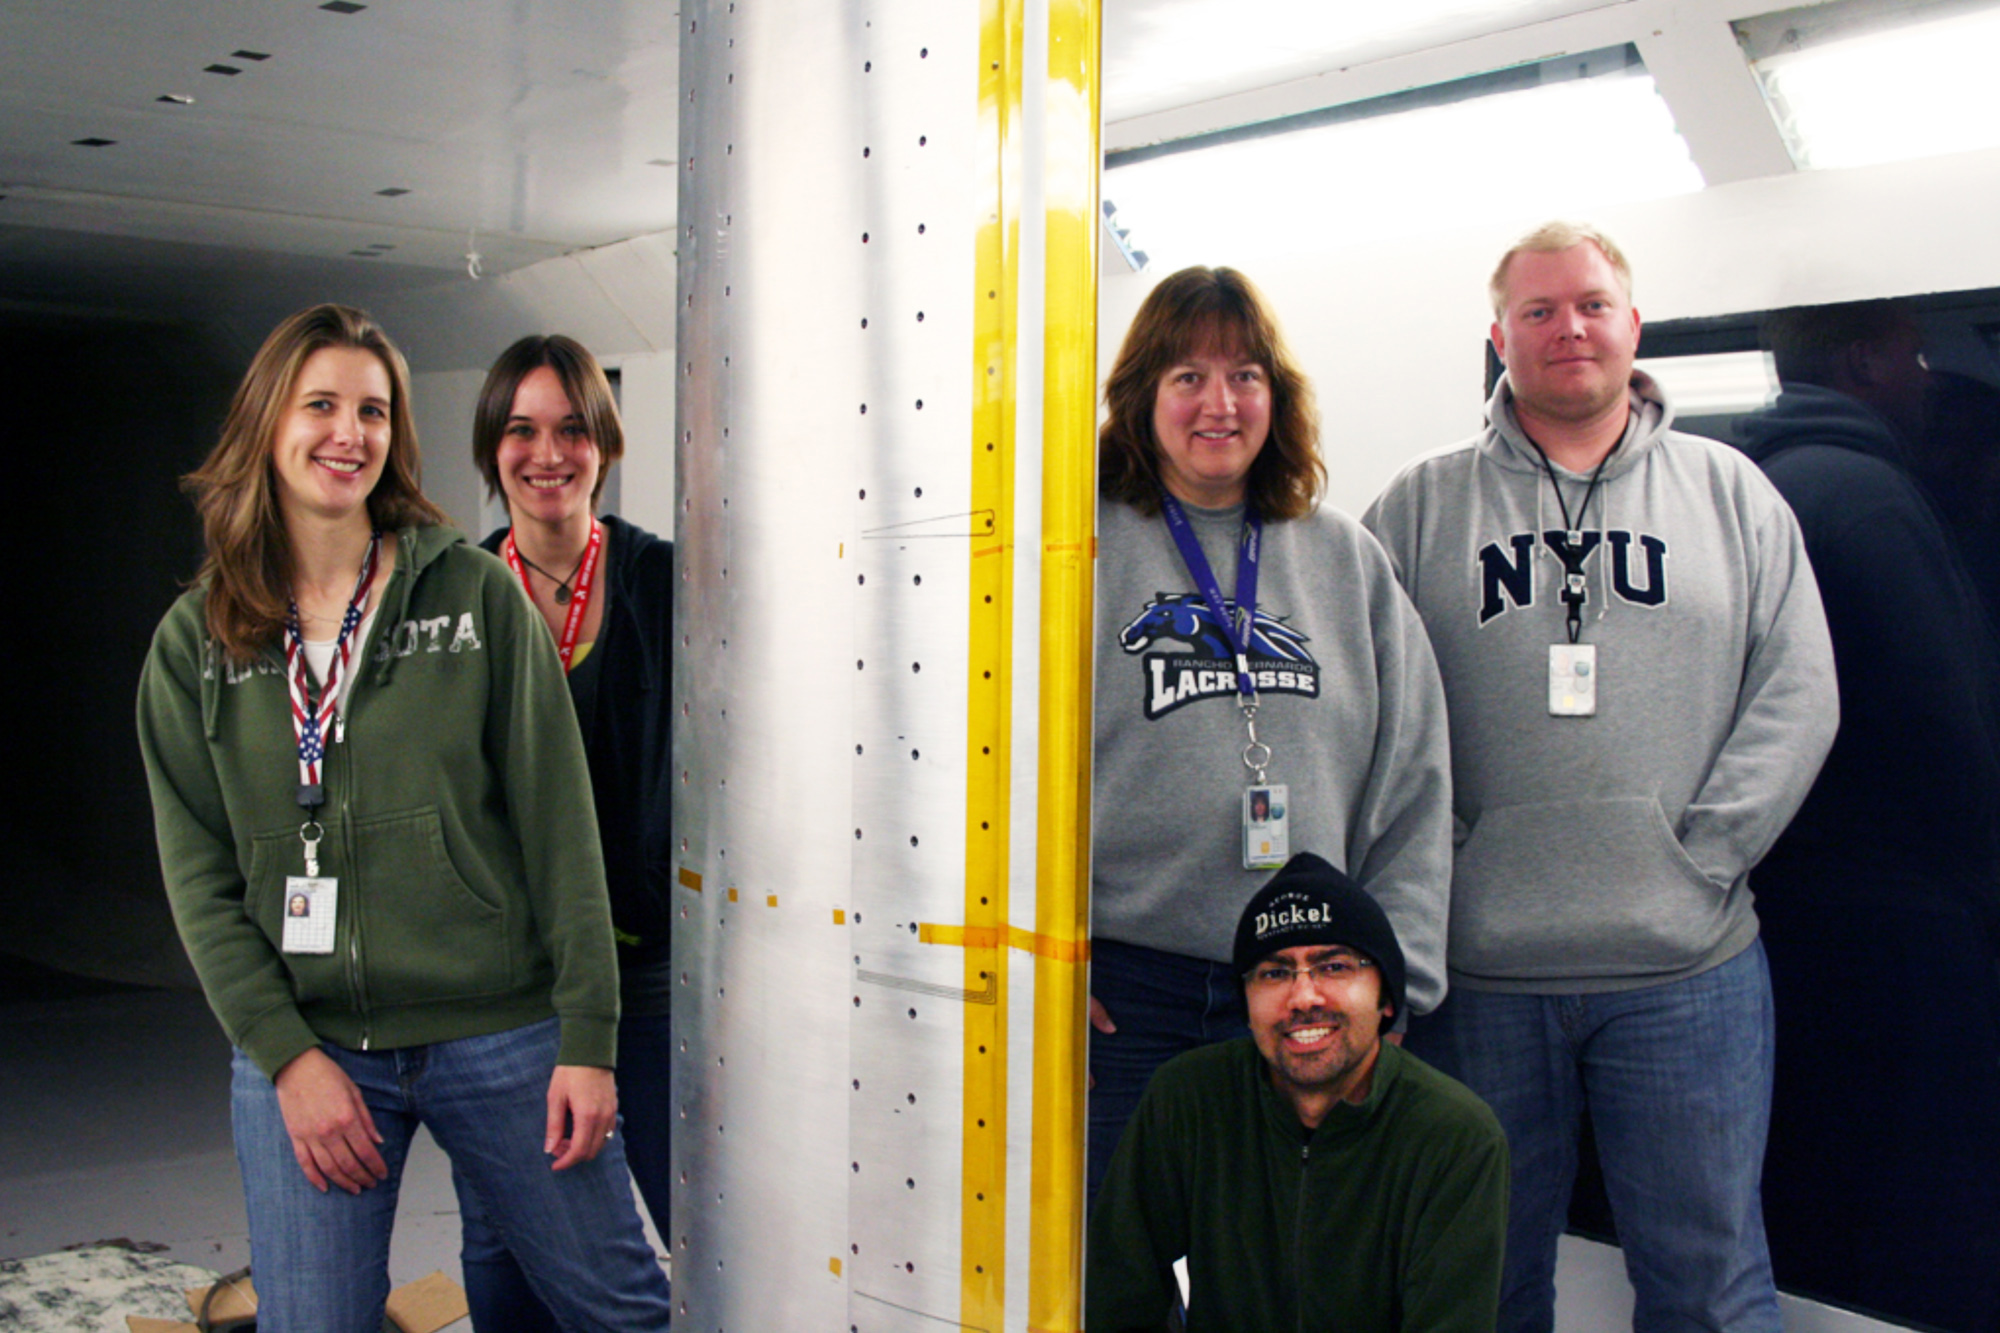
[1243,783,1290,870]
[281,876,338,954]
[1549,643,1598,716]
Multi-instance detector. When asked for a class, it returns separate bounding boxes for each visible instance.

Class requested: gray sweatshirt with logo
[1093,497,1453,1015]
[1362,374,1837,993]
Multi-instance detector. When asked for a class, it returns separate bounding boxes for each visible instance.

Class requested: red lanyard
[283,532,380,812]
[502,520,602,673]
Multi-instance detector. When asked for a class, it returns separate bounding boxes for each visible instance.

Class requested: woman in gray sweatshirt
[1087,267,1453,1201]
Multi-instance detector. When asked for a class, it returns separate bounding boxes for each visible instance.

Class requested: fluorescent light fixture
[1104,58,1701,270]
[1106,0,1624,122]
[1635,352,1778,416]
[1741,1,2000,170]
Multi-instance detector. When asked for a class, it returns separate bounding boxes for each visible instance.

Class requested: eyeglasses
[1246,957,1374,991]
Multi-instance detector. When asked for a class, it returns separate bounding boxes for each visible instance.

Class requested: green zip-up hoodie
[1088,1040,1507,1333]
[137,526,618,1079]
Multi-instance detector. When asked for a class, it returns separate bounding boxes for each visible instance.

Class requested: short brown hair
[182,304,444,663]
[1100,266,1324,521]
[471,335,626,505]
[1489,221,1634,319]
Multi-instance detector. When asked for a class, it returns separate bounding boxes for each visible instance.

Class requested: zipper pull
[335,709,346,745]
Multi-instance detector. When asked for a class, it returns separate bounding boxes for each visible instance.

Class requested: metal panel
[674,2,1098,1328]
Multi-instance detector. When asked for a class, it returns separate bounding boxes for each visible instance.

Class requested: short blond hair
[1489,221,1633,318]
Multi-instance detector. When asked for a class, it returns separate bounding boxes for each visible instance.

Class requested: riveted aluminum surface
[673,1,1096,1328]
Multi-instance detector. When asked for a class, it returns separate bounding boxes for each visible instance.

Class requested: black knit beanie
[1231,852,1406,1019]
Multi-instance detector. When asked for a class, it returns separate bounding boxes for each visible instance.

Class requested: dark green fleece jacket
[137,526,618,1078]
[1088,1040,1506,1333]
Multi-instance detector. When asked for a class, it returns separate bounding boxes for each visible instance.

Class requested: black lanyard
[1525,440,1616,644]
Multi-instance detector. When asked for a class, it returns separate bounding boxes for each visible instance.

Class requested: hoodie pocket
[351,808,516,1005]
[1451,797,1729,979]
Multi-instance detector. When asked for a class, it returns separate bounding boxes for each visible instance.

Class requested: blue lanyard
[1160,495,1263,702]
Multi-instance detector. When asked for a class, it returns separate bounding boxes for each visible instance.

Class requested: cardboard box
[127,1269,467,1333]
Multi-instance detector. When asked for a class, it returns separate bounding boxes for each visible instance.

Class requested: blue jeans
[1407,941,1779,1333]
[458,1010,675,1333]
[231,1019,672,1333]
[1086,937,1249,1206]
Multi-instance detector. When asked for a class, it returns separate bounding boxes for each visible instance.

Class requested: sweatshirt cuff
[240,1008,325,1082]
[557,1012,619,1068]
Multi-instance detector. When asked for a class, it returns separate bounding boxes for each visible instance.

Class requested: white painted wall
[1099,142,2000,516]
[410,367,492,536]
[601,348,678,539]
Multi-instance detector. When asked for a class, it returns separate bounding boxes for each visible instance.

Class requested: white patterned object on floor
[0,1244,219,1333]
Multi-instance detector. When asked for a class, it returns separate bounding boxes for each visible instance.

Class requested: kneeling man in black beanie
[1088,852,1508,1333]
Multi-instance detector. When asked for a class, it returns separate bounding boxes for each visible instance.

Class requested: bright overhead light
[1104,63,1702,271]
[1744,3,2000,170]
[1634,352,1778,416]
[1106,0,1623,121]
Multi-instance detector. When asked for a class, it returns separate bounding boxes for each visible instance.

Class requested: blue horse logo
[1118,594,1313,663]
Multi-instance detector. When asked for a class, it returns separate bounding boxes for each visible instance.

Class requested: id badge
[281,876,338,954]
[1243,783,1289,870]
[1549,643,1598,716]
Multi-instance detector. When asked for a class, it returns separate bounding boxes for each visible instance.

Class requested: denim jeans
[231,1018,672,1333]
[1407,941,1779,1333]
[457,1010,675,1332]
[1086,937,1249,1206]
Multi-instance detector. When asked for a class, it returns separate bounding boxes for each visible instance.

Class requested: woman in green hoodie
[136,304,671,1332]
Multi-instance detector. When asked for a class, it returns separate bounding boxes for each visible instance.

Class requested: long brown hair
[1099,266,1324,520]
[183,304,445,663]
[471,334,626,506]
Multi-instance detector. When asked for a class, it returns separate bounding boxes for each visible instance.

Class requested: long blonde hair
[183,304,445,663]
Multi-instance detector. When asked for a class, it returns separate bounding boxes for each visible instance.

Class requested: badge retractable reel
[279,534,379,955]
[1161,496,1289,870]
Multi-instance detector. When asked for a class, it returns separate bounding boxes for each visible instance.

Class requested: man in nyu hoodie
[1363,223,1837,1333]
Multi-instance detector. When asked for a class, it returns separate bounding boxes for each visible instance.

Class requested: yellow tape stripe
[961,0,1024,1326]
[1028,0,1102,1326]
[919,922,1091,964]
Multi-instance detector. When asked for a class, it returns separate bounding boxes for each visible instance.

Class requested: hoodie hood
[1735,382,1912,471]
[1481,370,1675,481]
[363,524,467,685]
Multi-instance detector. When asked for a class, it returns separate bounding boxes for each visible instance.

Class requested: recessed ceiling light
[157,94,194,105]
[375,187,410,197]
[232,50,270,61]
[1739,1,2000,170]
[72,137,115,147]
[1104,47,1700,268]
[204,64,241,76]
[349,250,383,258]
[647,158,675,167]
[320,1,366,13]
[365,242,395,250]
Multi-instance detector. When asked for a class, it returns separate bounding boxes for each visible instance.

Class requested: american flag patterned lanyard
[283,532,380,874]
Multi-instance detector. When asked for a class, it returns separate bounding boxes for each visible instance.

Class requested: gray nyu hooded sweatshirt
[1363,373,1836,993]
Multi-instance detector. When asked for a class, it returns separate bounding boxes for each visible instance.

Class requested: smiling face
[496,364,601,534]
[1151,340,1272,509]
[1246,944,1387,1124]
[1491,242,1641,436]
[269,345,393,528]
